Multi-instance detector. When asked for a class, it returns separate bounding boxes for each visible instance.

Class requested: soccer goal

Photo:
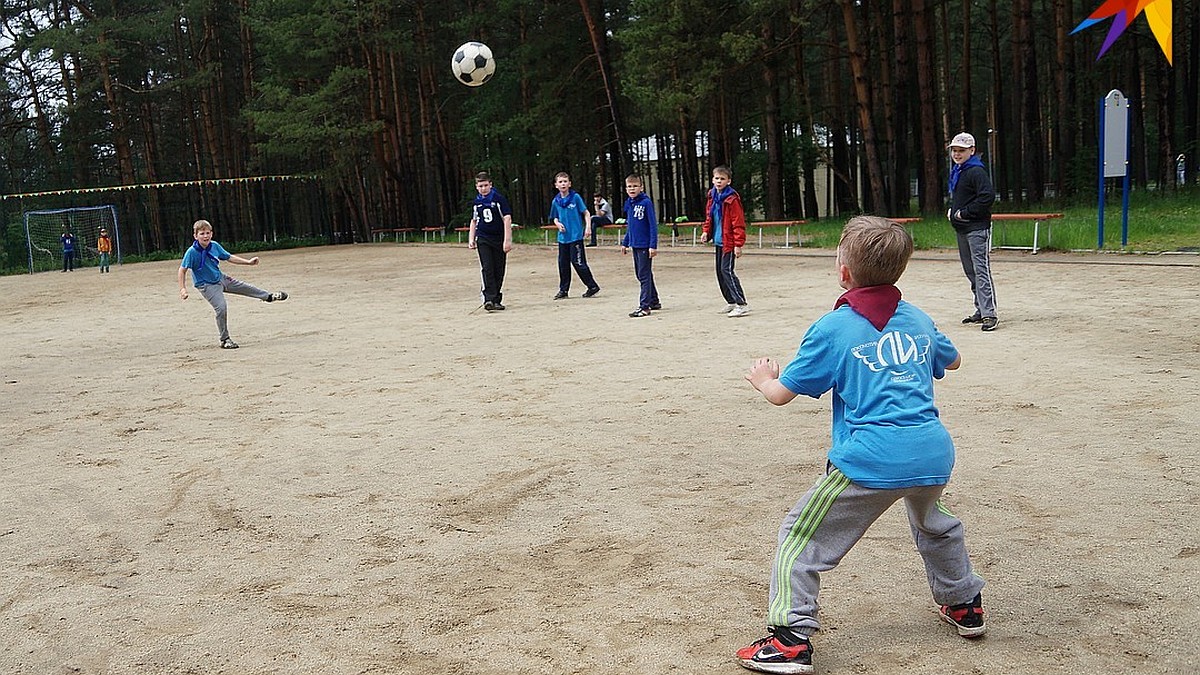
[23,205,120,274]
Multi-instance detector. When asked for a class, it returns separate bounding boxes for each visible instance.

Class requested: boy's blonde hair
[838,216,913,287]
[554,171,571,180]
[712,165,732,180]
[624,174,643,186]
[193,219,213,234]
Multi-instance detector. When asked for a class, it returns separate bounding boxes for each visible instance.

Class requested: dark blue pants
[632,248,659,309]
[557,240,599,293]
[714,247,746,305]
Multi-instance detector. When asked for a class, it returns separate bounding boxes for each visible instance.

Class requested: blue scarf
[189,240,219,269]
[709,186,734,228]
[553,189,578,210]
[948,156,985,195]
[474,190,496,207]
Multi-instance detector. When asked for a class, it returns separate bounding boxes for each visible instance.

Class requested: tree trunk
[839,0,886,212]
[761,23,784,220]
[913,0,942,213]
[578,0,628,177]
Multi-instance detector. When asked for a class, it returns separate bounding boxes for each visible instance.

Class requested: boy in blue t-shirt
[60,228,76,272]
[177,219,288,350]
[468,171,513,312]
[736,216,986,675]
[619,174,660,317]
[548,172,600,299]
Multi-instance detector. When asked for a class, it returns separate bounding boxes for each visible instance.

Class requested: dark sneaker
[492,302,506,311]
[649,303,662,311]
[980,317,999,332]
[629,307,651,317]
[582,287,601,298]
[735,628,813,674]
[220,338,239,350]
[483,301,497,312]
[939,593,987,638]
[266,291,288,302]
[553,291,568,300]
[962,313,982,324]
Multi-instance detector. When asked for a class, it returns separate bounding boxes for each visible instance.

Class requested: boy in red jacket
[700,165,749,317]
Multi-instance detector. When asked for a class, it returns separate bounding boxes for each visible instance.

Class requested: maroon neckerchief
[833,285,902,331]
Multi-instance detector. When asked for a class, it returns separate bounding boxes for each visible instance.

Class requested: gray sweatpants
[197,274,270,342]
[955,228,997,319]
[766,467,985,635]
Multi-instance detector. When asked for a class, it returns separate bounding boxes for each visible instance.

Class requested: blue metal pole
[1097,96,1106,249]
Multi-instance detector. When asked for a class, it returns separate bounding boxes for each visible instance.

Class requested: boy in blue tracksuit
[620,174,660,317]
[736,216,987,674]
[548,172,600,299]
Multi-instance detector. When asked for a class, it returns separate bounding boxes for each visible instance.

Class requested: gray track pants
[956,228,997,319]
[767,467,985,635]
[197,274,270,342]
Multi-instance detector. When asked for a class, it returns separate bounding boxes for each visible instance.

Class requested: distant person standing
[620,175,660,317]
[97,228,113,273]
[60,228,76,272]
[468,171,513,312]
[700,165,750,317]
[549,172,600,300]
[589,194,612,247]
[947,132,998,332]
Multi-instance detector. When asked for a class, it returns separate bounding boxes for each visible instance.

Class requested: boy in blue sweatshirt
[620,175,660,317]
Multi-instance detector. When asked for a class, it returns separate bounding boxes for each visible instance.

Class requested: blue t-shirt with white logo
[180,241,231,287]
[779,301,959,488]
[549,190,589,244]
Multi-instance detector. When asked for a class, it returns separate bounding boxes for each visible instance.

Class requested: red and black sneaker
[939,593,987,638]
[735,627,813,674]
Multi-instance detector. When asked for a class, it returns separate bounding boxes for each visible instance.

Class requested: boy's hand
[649,248,656,258]
[503,240,512,252]
[248,256,260,265]
[179,288,188,300]
[734,246,743,258]
[745,357,780,390]
[700,231,709,243]
[621,246,628,255]
[468,238,476,249]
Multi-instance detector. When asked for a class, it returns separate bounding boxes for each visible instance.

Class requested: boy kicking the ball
[737,216,987,674]
[177,219,288,349]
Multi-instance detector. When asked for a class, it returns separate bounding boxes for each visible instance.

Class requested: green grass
[517,188,1200,253]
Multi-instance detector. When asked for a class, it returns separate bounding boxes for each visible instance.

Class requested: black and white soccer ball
[451,41,496,87]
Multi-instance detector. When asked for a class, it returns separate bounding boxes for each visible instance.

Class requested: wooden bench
[664,220,809,248]
[991,213,1064,254]
[456,224,522,243]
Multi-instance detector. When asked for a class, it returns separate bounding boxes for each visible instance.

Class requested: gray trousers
[955,228,997,318]
[197,274,269,341]
[767,467,985,635]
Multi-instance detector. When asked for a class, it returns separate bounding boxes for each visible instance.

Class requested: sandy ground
[1,241,1197,675]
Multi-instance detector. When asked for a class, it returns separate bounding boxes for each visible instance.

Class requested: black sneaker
[492,302,506,311]
[962,313,982,324]
[980,317,999,332]
[220,338,239,350]
[582,287,601,298]
[266,291,288,302]
[553,291,568,300]
[939,593,987,638]
[483,301,497,312]
[735,627,813,674]
[649,303,662,311]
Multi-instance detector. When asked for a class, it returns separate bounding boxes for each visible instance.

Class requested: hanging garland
[1,175,318,201]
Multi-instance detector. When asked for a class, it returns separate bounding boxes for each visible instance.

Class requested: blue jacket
[621,192,658,249]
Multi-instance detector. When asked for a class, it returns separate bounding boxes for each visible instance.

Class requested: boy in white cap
[947,132,998,331]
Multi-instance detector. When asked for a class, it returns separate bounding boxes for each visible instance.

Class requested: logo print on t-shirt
[851,332,931,379]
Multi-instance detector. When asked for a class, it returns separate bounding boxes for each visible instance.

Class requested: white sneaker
[719,303,736,314]
[727,304,751,317]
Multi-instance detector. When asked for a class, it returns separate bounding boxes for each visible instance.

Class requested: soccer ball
[451,41,496,87]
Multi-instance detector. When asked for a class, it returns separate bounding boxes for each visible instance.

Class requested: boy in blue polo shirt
[548,172,600,300]
[177,219,288,349]
[736,216,986,674]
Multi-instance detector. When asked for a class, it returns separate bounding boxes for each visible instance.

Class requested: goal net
[23,205,120,273]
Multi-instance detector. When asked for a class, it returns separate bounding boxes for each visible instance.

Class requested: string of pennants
[1,174,317,201]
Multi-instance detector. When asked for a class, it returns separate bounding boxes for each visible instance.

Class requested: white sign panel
[1103,89,1129,178]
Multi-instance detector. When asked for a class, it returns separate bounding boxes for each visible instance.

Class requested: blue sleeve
[181,248,196,268]
[212,242,231,260]
[647,200,658,248]
[573,193,589,213]
[497,193,513,217]
[778,321,837,398]
[930,327,958,380]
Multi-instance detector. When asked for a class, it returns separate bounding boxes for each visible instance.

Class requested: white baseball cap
[948,132,976,149]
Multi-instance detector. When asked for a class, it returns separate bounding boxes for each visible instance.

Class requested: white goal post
[23,205,120,274]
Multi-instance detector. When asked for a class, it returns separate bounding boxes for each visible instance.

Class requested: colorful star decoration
[1071,0,1172,65]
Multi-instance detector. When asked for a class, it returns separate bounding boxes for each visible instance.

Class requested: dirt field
[1,241,1197,674]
